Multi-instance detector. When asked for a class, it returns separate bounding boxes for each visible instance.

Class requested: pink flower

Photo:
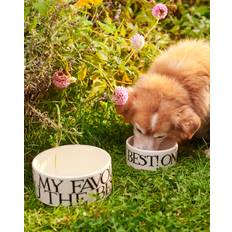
[52,70,76,89]
[112,86,128,105]
[152,3,168,19]
[130,33,145,50]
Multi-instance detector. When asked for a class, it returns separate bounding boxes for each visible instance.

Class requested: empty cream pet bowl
[126,136,178,171]
[32,144,112,206]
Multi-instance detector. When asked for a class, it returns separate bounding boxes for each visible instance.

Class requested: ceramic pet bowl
[126,136,178,171]
[32,144,112,206]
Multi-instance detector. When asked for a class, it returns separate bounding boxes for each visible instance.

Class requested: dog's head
[114,74,201,150]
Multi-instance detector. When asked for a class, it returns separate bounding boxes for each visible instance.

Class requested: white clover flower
[130,33,145,50]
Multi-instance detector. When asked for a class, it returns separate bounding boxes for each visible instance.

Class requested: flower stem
[145,18,159,39]
[124,49,135,66]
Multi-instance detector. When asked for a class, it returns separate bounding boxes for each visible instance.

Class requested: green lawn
[25,125,209,231]
[24,0,210,231]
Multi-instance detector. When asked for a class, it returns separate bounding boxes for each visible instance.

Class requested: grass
[25,103,210,231]
[25,142,209,231]
[24,0,210,231]
[25,126,209,231]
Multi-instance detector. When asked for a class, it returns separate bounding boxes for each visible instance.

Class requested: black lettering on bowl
[127,149,177,168]
[35,167,112,205]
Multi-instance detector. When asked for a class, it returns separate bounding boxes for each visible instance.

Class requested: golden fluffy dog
[116,40,210,155]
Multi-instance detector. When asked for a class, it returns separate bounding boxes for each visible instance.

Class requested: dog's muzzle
[133,128,163,150]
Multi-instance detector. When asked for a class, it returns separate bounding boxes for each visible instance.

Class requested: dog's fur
[116,40,210,152]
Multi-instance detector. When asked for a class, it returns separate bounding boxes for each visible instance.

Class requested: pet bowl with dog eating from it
[32,144,112,207]
[126,136,178,171]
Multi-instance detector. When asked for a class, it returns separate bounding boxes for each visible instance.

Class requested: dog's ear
[172,106,201,139]
[116,88,135,122]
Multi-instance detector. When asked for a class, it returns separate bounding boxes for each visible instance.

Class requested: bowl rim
[126,136,178,154]
[32,144,112,180]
